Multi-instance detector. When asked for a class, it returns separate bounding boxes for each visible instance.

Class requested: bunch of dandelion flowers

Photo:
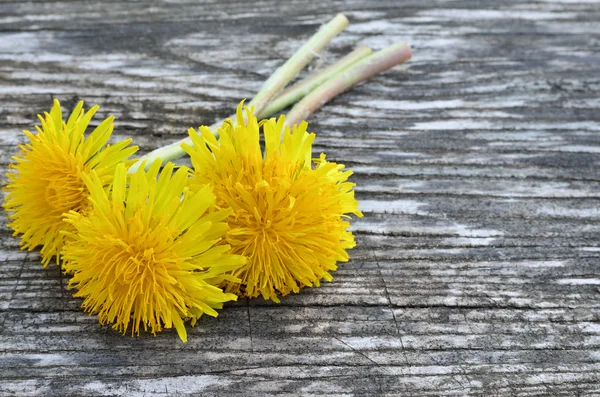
[183,103,363,302]
[62,161,246,342]
[3,100,138,267]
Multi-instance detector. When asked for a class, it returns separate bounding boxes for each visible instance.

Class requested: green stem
[128,14,349,173]
[249,13,349,117]
[284,42,412,127]
[260,45,372,118]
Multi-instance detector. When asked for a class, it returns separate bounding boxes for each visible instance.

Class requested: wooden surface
[1,0,600,396]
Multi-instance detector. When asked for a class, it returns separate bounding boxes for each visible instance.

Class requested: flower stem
[128,14,349,173]
[249,13,349,116]
[259,45,372,118]
[285,42,412,127]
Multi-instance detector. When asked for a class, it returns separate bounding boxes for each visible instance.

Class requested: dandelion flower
[3,99,138,267]
[62,161,246,342]
[183,103,363,302]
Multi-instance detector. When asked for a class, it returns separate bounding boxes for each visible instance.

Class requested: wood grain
[1,0,600,395]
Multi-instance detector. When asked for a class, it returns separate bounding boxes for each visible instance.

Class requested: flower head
[183,103,363,302]
[62,161,245,342]
[3,99,138,267]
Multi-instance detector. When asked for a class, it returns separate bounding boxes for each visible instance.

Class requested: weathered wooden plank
[1,0,600,395]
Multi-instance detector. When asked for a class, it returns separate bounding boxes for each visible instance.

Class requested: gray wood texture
[1,0,599,396]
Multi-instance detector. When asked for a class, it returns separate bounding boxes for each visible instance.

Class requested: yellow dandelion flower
[3,99,138,267]
[183,103,363,302]
[62,161,246,342]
